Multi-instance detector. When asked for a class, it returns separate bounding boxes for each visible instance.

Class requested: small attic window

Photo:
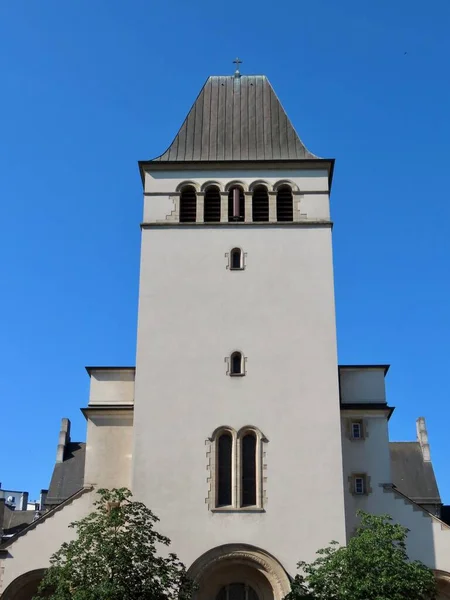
[354,475,366,495]
[351,421,363,440]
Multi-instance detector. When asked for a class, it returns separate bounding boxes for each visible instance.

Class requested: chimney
[416,417,431,462]
[19,492,29,511]
[0,498,5,540]
[39,489,48,510]
[56,418,71,463]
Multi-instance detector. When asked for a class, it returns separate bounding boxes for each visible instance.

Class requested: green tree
[34,488,195,600]
[285,511,437,600]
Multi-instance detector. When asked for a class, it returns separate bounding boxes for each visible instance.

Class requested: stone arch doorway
[187,544,291,600]
[436,570,450,600]
[216,582,260,600]
[1,569,47,600]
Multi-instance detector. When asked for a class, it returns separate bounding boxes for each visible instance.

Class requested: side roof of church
[150,75,318,163]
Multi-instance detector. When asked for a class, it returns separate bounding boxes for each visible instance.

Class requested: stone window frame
[167,179,309,224]
[225,351,247,376]
[349,473,372,496]
[206,426,268,512]
[344,418,368,441]
[225,247,246,271]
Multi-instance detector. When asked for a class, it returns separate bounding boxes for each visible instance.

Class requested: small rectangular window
[351,421,362,439]
[354,476,365,495]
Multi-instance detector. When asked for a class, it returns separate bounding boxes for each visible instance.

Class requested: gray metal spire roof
[152,75,318,162]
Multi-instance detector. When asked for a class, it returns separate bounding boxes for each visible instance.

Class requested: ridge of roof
[149,75,319,163]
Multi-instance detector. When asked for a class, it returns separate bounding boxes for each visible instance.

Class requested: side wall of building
[341,370,450,572]
[0,491,94,593]
[83,370,134,489]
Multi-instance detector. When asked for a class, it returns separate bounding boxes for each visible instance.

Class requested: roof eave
[339,364,391,376]
[138,158,335,189]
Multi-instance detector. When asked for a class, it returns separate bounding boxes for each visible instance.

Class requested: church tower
[133,71,346,598]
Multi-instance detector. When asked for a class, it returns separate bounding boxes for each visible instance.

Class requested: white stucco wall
[132,167,346,576]
[0,491,94,592]
[142,168,331,224]
[143,169,329,194]
[341,406,450,572]
[342,412,392,534]
[340,368,387,403]
[84,413,133,489]
[88,369,135,405]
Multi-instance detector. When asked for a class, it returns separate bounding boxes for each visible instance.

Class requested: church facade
[1,73,450,600]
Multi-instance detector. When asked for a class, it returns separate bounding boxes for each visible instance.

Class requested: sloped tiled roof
[46,442,85,507]
[390,442,441,504]
[1,506,36,537]
[152,76,317,162]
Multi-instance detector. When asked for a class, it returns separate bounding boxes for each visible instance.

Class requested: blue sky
[1,0,449,503]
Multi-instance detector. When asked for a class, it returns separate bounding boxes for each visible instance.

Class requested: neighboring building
[0,486,46,543]
[0,489,29,513]
[1,70,449,600]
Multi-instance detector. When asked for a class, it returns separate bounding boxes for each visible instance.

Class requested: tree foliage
[34,488,195,600]
[285,511,437,600]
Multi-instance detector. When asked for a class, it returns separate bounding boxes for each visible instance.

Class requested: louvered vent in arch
[252,186,269,222]
[204,187,221,222]
[179,186,197,223]
[276,186,294,222]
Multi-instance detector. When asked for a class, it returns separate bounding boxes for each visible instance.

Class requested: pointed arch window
[179,185,197,223]
[217,432,232,506]
[241,433,257,507]
[252,185,269,222]
[228,187,245,222]
[276,185,293,222]
[230,247,243,270]
[204,186,221,223]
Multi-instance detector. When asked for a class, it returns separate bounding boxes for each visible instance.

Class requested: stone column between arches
[187,544,291,600]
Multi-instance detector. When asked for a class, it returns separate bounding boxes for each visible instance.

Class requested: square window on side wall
[350,473,369,496]
[351,420,363,440]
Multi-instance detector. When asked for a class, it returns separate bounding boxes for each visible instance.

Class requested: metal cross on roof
[233,57,242,76]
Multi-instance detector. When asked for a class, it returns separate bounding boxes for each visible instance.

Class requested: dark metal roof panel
[2,507,36,536]
[153,76,317,162]
[46,442,85,506]
[389,442,441,503]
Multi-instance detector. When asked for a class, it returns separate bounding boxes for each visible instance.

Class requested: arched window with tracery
[252,185,269,222]
[217,432,232,507]
[179,185,197,223]
[228,186,245,221]
[241,432,257,507]
[276,185,293,222]
[204,185,221,222]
